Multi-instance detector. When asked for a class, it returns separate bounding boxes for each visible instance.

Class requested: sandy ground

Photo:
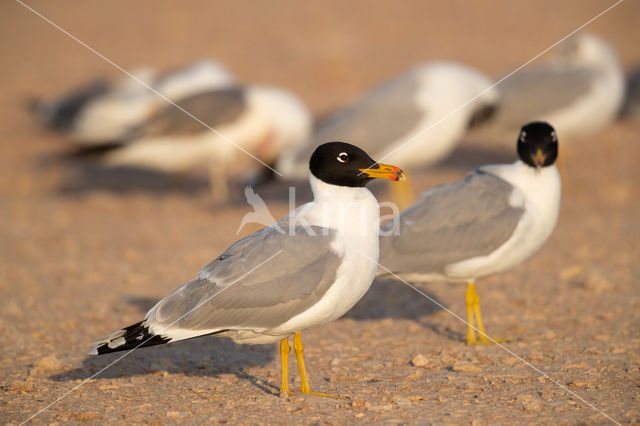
[1,1,639,424]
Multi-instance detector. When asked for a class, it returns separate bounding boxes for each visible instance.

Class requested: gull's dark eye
[519,131,527,143]
[550,131,557,142]
[337,152,350,163]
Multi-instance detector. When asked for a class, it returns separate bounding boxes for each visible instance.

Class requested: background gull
[478,33,625,144]
[90,142,405,398]
[30,66,154,133]
[32,59,235,143]
[377,122,561,344]
[276,62,498,204]
[70,85,311,202]
[620,65,640,121]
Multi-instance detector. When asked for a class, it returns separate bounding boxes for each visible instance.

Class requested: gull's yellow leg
[389,176,415,210]
[280,337,291,396]
[466,282,495,344]
[293,332,343,399]
[465,281,478,344]
[472,291,492,344]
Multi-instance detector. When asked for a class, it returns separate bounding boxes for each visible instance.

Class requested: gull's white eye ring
[337,152,350,163]
[519,131,527,143]
[550,131,557,142]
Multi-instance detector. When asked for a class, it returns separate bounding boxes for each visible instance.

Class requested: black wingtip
[468,103,498,129]
[90,321,171,355]
[66,142,124,160]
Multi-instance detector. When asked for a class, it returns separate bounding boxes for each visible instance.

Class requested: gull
[377,122,561,344]
[33,59,235,143]
[72,85,311,202]
[89,142,405,397]
[277,61,498,205]
[481,33,624,143]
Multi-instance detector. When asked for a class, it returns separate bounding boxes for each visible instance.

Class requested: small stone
[558,265,583,281]
[351,398,366,408]
[563,362,587,369]
[394,397,410,406]
[98,383,120,390]
[522,399,543,411]
[501,357,520,365]
[410,354,429,367]
[451,361,482,373]
[35,355,63,371]
[8,380,35,393]
[405,369,423,381]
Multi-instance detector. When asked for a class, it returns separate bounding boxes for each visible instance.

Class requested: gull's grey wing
[128,87,247,139]
[292,73,425,166]
[145,223,341,332]
[494,67,596,128]
[379,171,525,275]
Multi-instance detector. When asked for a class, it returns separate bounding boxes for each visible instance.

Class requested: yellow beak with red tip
[359,163,406,182]
[532,148,547,172]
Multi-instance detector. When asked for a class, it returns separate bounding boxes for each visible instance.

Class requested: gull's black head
[517,121,559,171]
[309,142,405,187]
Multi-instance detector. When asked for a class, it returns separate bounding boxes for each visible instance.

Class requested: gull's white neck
[480,160,561,229]
[300,172,381,237]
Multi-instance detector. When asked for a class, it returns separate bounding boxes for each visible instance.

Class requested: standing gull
[378,122,561,344]
[90,142,405,397]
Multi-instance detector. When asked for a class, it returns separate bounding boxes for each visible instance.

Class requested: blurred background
[1,1,639,423]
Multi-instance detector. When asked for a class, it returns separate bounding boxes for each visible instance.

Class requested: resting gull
[90,142,405,397]
[33,59,235,143]
[277,62,498,205]
[481,33,624,143]
[73,85,311,202]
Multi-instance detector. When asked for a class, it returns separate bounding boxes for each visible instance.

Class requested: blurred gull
[89,142,405,398]
[620,66,640,121]
[481,33,624,143]
[278,62,498,176]
[377,122,561,344]
[73,85,311,202]
[33,59,235,143]
[277,62,498,204]
[29,77,111,132]
[72,59,235,143]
